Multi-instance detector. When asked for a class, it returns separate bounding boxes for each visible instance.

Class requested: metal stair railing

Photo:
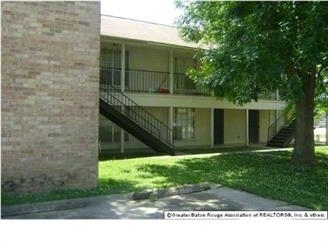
[100,84,173,149]
[267,112,296,142]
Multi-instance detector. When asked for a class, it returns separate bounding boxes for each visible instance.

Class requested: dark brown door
[249,110,259,143]
[214,109,224,145]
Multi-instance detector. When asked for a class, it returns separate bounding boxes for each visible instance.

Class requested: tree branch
[317,65,327,82]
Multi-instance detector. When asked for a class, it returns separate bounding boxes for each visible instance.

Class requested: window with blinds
[173,108,195,140]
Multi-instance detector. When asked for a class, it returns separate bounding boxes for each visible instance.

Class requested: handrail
[267,112,295,142]
[100,83,174,148]
[101,66,170,93]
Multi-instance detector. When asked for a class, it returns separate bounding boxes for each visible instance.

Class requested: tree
[177,1,328,165]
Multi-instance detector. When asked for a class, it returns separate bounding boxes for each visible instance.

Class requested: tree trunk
[292,71,316,165]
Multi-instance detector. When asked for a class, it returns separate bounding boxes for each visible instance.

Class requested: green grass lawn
[2,146,328,210]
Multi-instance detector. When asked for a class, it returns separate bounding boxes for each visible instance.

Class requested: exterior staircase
[99,84,175,155]
[266,113,296,147]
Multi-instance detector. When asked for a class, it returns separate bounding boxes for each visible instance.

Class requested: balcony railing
[100,67,281,100]
[100,67,210,96]
[174,72,211,96]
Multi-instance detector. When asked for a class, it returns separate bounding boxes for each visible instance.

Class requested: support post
[120,129,124,153]
[121,43,125,92]
[246,109,249,146]
[276,89,279,100]
[275,110,279,132]
[169,106,174,144]
[210,108,214,147]
[120,105,125,153]
[169,50,174,94]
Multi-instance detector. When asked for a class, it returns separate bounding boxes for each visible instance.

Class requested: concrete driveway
[2,184,310,219]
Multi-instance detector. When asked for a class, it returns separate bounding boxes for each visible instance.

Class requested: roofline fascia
[100,14,176,28]
[100,35,204,51]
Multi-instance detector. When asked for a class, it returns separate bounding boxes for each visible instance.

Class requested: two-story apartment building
[1,1,291,193]
[99,15,287,154]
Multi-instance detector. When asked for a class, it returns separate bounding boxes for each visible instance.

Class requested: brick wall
[1,1,100,192]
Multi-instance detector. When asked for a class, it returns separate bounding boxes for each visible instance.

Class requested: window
[100,48,129,87]
[174,108,195,140]
[100,49,121,86]
[99,115,128,143]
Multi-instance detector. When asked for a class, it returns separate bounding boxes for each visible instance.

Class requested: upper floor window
[100,48,129,87]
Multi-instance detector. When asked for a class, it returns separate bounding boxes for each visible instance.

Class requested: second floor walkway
[100,66,278,100]
[100,66,211,96]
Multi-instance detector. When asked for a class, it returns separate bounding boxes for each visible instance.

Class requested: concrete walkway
[2,184,310,219]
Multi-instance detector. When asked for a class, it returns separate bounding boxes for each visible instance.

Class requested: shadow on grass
[136,152,283,187]
[99,146,271,161]
[176,146,270,155]
[316,152,328,164]
[99,152,165,161]
[4,150,328,210]
[134,151,328,210]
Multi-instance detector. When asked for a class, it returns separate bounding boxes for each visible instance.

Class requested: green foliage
[177,1,328,105]
[316,64,328,113]
[316,90,328,113]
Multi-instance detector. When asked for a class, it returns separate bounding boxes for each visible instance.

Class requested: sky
[100,0,183,25]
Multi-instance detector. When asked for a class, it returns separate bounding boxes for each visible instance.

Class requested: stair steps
[99,85,175,155]
[267,119,296,147]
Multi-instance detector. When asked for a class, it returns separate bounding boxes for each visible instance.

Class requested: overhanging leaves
[177,1,328,105]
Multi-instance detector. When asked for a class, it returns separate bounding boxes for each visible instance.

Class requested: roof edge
[101,14,177,28]
[101,35,201,51]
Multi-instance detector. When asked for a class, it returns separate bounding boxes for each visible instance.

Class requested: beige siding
[224,109,246,144]
[174,55,194,73]
[269,110,276,126]
[129,46,169,72]
[125,107,168,149]
[259,110,269,143]
[194,108,211,146]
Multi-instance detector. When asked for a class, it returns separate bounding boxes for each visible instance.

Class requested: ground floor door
[214,109,224,145]
[249,110,259,143]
